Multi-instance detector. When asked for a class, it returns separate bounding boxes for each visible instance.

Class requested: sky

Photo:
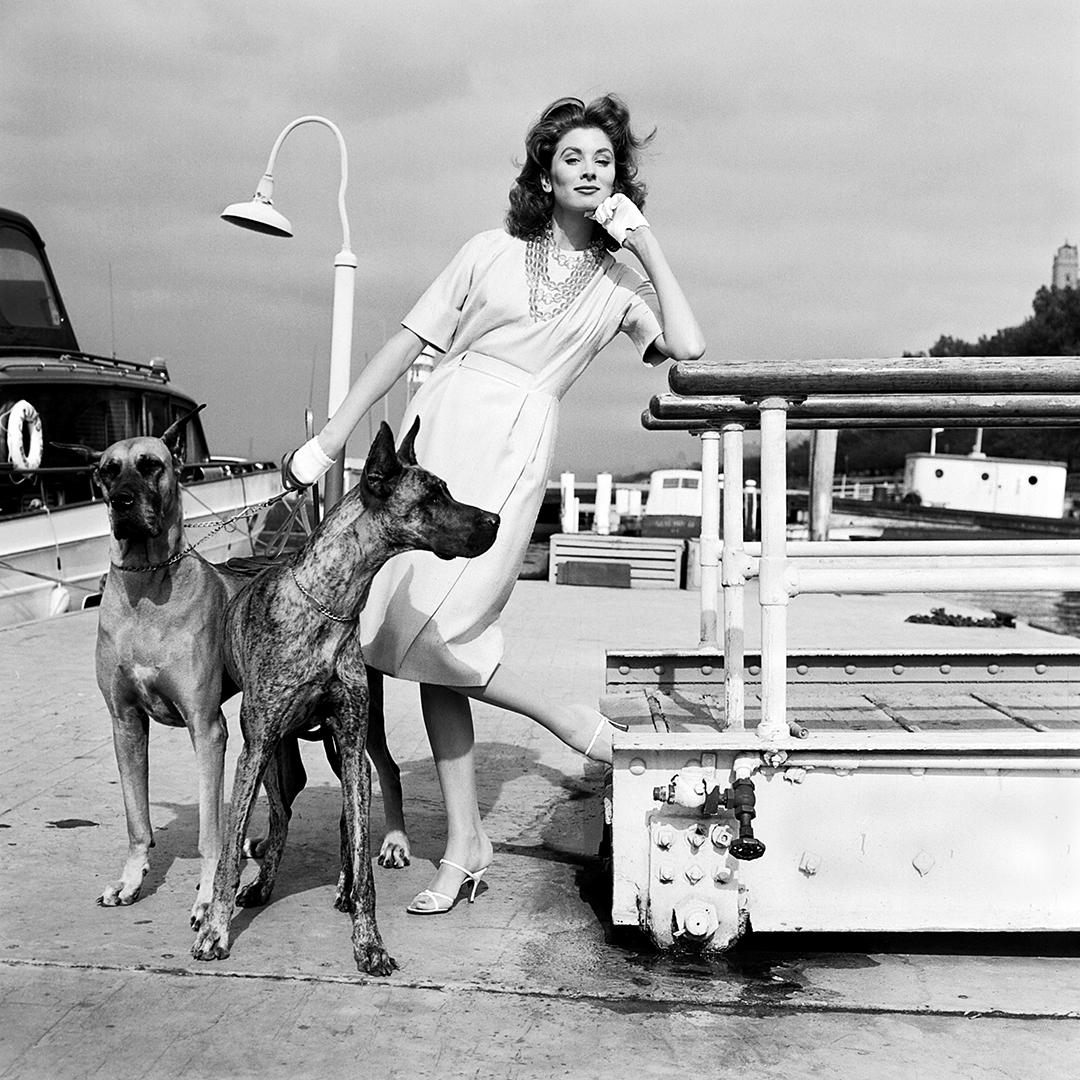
[3,0,1078,477]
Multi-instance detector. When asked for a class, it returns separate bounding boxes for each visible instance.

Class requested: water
[938,590,1080,637]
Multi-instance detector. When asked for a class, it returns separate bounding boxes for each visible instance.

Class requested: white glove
[590,193,649,246]
[282,436,334,489]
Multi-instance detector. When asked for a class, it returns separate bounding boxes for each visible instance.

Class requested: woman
[284,94,705,914]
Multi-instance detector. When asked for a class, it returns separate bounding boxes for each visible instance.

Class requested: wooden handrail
[669,356,1080,397]
[644,391,1080,430]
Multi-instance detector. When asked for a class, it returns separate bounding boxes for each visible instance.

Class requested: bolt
[714,866,733,884]
[688,827,707,850]
[799,851,820,876]
[656,828,674,850]
[685,863,704,885]
[710,824,733,848]
[657,864,674,884]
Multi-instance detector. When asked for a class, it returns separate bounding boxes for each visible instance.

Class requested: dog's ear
[50,441,101,464]
[397,416,421,466]
[361,421,403,501]
[161,404,206,459]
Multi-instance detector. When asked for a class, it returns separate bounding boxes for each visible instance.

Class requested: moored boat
[0,207,290,627]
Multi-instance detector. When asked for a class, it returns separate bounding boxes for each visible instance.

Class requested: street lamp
[221,115,356,508]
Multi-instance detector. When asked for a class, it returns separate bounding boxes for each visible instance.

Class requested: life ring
[4,399,44,471]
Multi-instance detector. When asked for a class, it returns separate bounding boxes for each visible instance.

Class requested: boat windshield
[0,226,66,334]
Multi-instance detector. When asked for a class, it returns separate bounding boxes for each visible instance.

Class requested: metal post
[698,430,721,647]
[595,472,613,535]
[757,397,790,742]
[720,424,746,729]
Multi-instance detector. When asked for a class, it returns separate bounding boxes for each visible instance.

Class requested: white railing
[646,356,1080,741]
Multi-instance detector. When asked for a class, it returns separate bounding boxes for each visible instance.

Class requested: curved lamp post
[221,115,356,508]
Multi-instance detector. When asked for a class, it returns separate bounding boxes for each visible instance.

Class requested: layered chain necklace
[525,225,606,322]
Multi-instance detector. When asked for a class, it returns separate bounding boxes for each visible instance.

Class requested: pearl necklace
[525,226,606,322]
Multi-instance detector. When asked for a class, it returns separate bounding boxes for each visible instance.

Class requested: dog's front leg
[364,668,411,869]
[99,703,153,907]
[235,744,293,909]
[188,708,228,930]
[329,688,397,977]
[192,730,270,962]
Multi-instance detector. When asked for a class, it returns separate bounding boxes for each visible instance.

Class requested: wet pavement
[2,581,1078,1078]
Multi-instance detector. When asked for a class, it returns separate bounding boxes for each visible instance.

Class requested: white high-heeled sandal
[406,859,489,916]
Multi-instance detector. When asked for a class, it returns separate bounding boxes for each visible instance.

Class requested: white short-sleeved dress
[360,228,662,686]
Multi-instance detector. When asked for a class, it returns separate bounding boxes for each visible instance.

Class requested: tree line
[790,284,1080,479]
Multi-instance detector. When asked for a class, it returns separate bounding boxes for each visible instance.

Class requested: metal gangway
[604,356,1080,949]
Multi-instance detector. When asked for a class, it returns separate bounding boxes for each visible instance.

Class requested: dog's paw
[97,881,141,907]
[236,878,272,908]
[191,923,231,962]
[355,944,398,977]
[377,830,411,869]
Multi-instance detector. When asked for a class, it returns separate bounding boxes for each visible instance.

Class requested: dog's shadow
[159,738,604,946]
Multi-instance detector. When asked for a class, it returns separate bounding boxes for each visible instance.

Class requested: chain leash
[110,489,296,574]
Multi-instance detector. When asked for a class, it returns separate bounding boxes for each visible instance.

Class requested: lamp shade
[220,198,293,237]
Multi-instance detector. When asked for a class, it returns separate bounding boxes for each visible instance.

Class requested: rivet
[653,664,665,676]
[796,664,808,676]
[1035,664,1047,675]
[618,664,630,675]
[844,664,856,675]
[701,665,713,676]
[987,664,1000,675]
[629,758,646,776]
[940,664,952,675]
[893,664,905,675]
[748,665,761,676]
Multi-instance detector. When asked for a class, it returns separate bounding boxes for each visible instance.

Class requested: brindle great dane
[190,419,498,974]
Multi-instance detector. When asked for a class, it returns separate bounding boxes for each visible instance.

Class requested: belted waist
[452,352,537,390]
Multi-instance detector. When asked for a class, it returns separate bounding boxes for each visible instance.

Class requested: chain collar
[290,565,357,623]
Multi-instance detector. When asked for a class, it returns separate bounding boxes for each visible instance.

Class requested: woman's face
[544,126,616,215]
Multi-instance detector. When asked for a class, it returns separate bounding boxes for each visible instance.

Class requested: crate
[549,533,685,589]
[556,560,632,588]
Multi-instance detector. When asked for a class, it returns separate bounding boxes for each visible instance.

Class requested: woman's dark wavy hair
[505,94,654,252]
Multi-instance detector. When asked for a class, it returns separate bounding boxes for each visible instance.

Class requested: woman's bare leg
[415,683,493,903]
[462,664,615,765]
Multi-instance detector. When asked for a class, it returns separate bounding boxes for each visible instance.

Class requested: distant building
[1052,241,1078,289]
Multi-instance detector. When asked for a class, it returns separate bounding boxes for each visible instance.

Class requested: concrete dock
[2,580,1078,1078]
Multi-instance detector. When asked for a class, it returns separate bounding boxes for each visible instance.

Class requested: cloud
[3,0,1077,473]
